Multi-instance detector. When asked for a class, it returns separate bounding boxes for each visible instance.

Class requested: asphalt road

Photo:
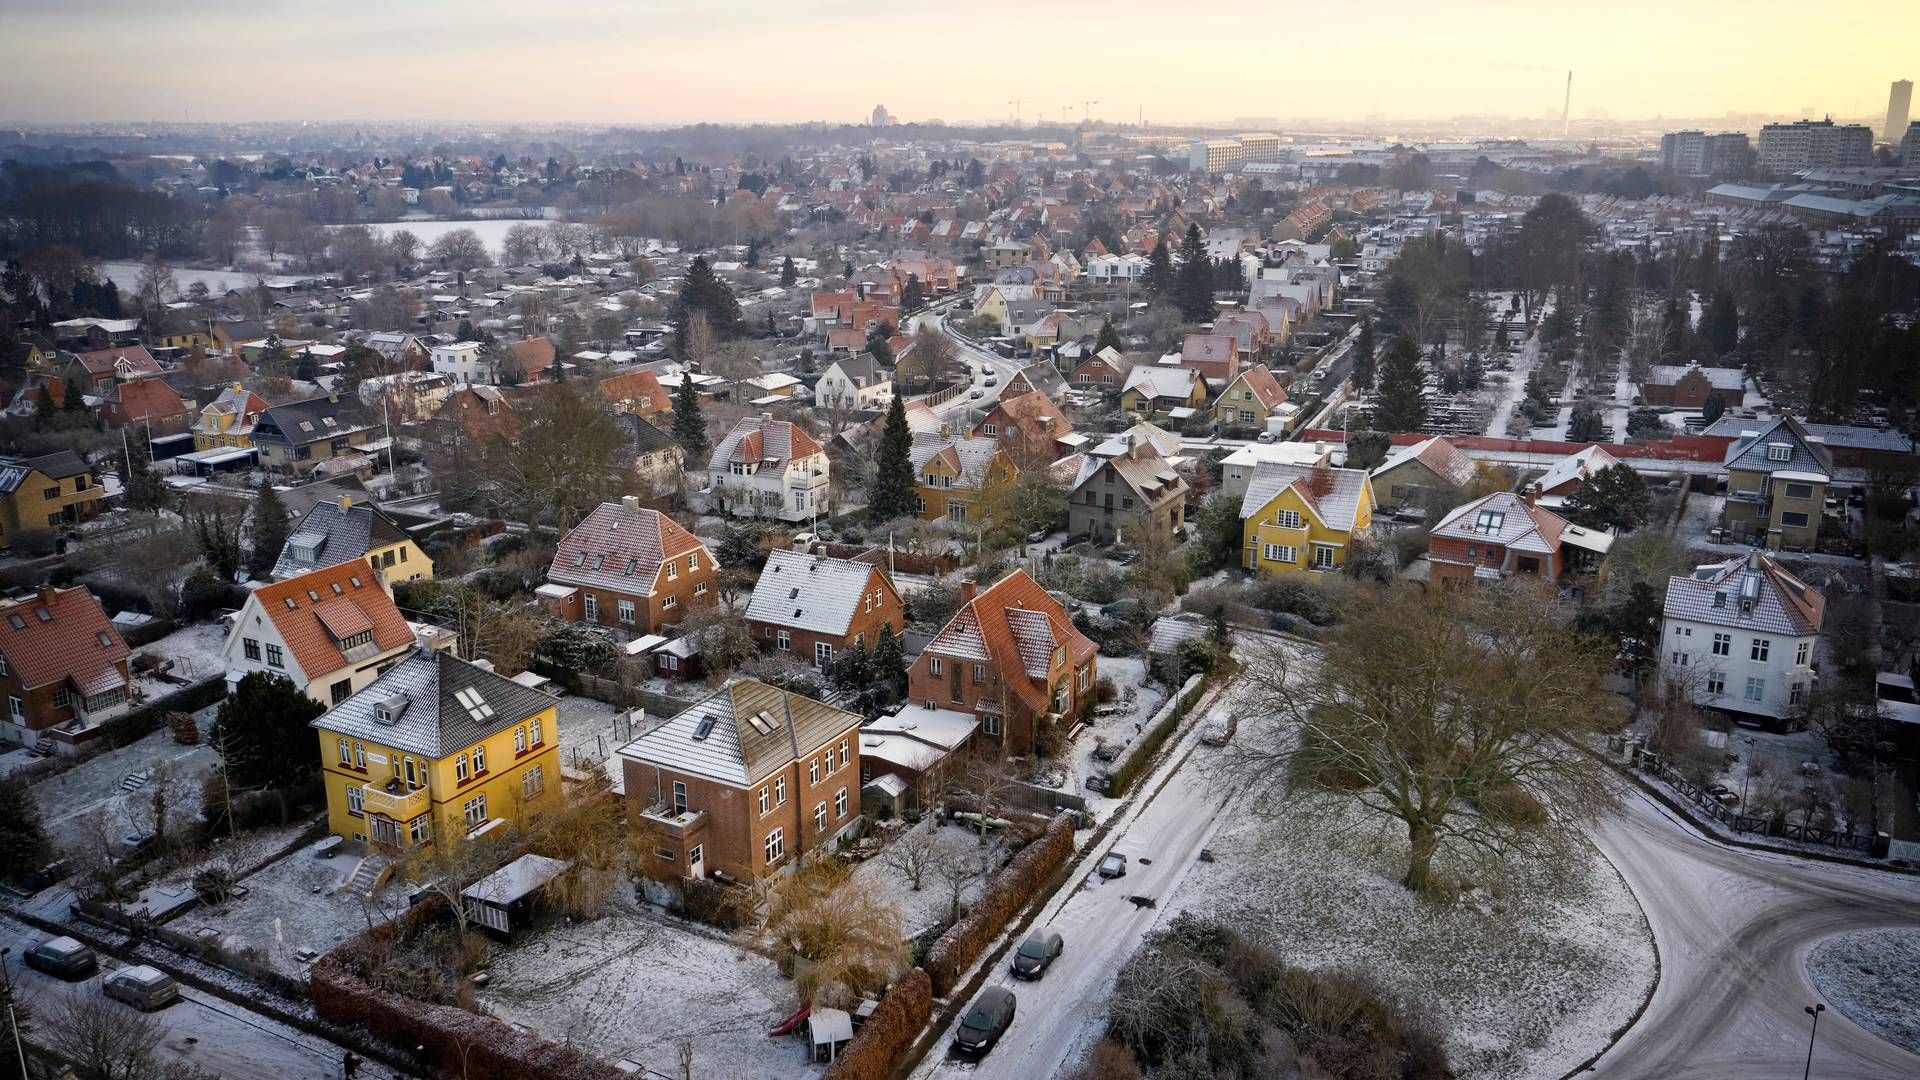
[1589,789,1920,1079]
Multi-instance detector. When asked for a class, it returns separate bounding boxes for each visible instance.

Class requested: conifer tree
[248,479,289,577]
[1144,233,1175,299]
[780,256,798,288]
[1352,317,1377,389]
[1176,223,1218,323]
[1096,318,1124,353]
[1373,336,1427,433]
[672,372,708,465]
[868,395,915,520]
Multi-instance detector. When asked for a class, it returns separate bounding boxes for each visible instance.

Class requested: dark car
[953,986,1017,1056]
[1010,930,1063,980]
[23,936,97,980]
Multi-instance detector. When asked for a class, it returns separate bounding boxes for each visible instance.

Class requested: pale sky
[0,0,1911,128]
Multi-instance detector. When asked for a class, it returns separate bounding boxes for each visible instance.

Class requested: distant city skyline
[0,0,1912,130]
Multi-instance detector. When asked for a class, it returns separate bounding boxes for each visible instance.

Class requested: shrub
[819,968,932,1080]
[1107,675,1210,798]
[923,814,1075,997]
[1065,1040,1144,1080]
[674,877,751,931]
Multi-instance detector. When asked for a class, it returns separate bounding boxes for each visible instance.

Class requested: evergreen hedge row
[923,813,1076,997]
[819,967,933,1080]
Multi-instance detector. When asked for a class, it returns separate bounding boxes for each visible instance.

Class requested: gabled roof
[1432,492,1570,556]
[977,389,1073,442]
[1372,435,1476,489]
[0,451,90,493]
[547,502,709,596]
[1222,365,1287,410]
[1535,445,1620,495]
[1072,440,1186,504]
[104,377,188,422]
[1724,415,1833,478]
[743,549,890,637]
[1664,553,1824,637]
[1122,365,1201,400]
[1180,333,1236,366]
[616,677,861,786]
[250,562,414,680]
[71,345,162,379]
[194,384,270,435]
[0,587,129,694]
[598,369,670,413]
[1241,462,1372,532]
[1645,364,1744,392]
[254,396,374,446]
[908,431,1003,485]
[922,569,1096,717]
[708,416,823,472]
[272,499,413,579]
[312,649,553,758]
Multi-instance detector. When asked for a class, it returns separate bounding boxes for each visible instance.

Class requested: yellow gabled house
[273,496,434,585]
[313,649,560,852]
[909,431,1017,526]
[1240,462,1375,575]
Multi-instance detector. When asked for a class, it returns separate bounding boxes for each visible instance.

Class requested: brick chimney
[1308,465,1335,499]
[36,584,57,605]
[1522,483,1540,507]
[337,494,354,512]
[959,578,977,605]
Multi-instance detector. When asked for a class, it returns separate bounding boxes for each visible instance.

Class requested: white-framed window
[410,816,431,845]
[758,786,770,815]
[1274,509,1302,528]
[929,657,942,676]
[514,726,527,753]
[666,562,678,581]
[777,630,791,651]
[815,641,833,667]
[618,599,635,624]
[530,717,543,745]
[463,793,488,826]
[346,786,364,815]
[471,744,485,772]
[774,776,786,805]
[1078,666,1090,691]
[1795,641,1810,666]
[764,827,785,864]
[688,553,699,572]
[1750,638,1770,662]
[814,803,827,833]
[1788,682,1806,706]
[809,759,820,785]
[1263,544,1295,563]
[656,847,676,862]
[584,594,597,621]
[1711,633,1730,657]
[1744,677,1766,702]
[1706,672,1726,696]
[694,582,708,597]
[664,595,678,609]
[1766,443,1791,462]
[338,738,352,765]
[7,696,21,720]
[354,742,366,768]
[835,787,849,819]
[672,780,688,814]
[838,739,848,768]
[522,764,545,799]
[455,754,469,781]
[983,713,1001,736]
[1314,545,1336,569]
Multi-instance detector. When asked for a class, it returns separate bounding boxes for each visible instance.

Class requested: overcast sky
[1,0,1910,127]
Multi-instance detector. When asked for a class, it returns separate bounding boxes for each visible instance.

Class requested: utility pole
[0,948,24,1079]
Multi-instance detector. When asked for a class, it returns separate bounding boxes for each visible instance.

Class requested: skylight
[1473,511,1505,535]
[96,631,112,647]
[4,615,21,631]
[692,714,717,740]
[33,608,51,623]
[453,685,495,722]
[744,710,777,736]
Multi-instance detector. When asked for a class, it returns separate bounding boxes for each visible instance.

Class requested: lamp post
[1803,1002,1824,1080]
[0,947,25,1079]
[1740,735,1756,813]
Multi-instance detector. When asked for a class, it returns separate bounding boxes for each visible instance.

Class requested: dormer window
[1766,443,1791,462]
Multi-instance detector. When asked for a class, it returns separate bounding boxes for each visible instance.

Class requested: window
[265,644,283,668]
[522,764,545,799]
[338,630,373,651]
[814,803,827,832]
[1263,544,1295,563]
[455,754,469,781]
[52,688,69,709]
[1750,638,1770,662]
[1474,510,1506,535]
[1795,641,1810,666]
[338,738,351,765]
[1706,673,1726,696]
[381,550,396,568]
[346,786,364,815]
[410,816,431,845]
[671,780,688,814]
[838,740,848,768]
[1313,545,1337,569]
[694,582,708,597]
[815,641,833,667]
[1711,633,1731,657]
[6,696,20,720]
[809,759,820,785]
[530,717,542,745]
[1789,682,1806,706]
[1766,443,1792,462]
[777,630,791,651]
[663,595,678,609]
[354,743,366,768]
[983,713,1001,736]
[688,843,703,867]
[1780,511,1809,529]
[1078,666,1090,691]
[1274,509,1302,528]
[330,678,353,705]
[1783,483,1814,500]
[618,599,635,624]
[759,786,770,815]
[775,776,787,805]
[835,787,849,819]
[656,847,676,862]
[584,594,597,621]
[463,793,488,826]
[973,663,987,684]
[764,827,786,864]
[471,744,485,772]
[688,553,699,572]
[929,658,942,676]
[514,726,528,753]
[666,562,678,581]
[243,637,261,661]
[1744,676,1766,702]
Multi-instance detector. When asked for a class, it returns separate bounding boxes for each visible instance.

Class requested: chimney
[959,578,978,605]
[621,495,641,511]
[1308,465,1334,499]
[1523,483,1541,507]
[760,411,773,422]
[1745,551,1762,572]
[231,381,244,392]
[337,494,354,512]
[36,584,57,605]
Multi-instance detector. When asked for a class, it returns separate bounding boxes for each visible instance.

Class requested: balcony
[362,781,428,820]
[639,803,707,839]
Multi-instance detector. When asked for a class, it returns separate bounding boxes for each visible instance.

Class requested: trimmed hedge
[924,813,1076,997]
[1105,675,1209,798]
[820,967,933,1080]
[310,902,627,1080]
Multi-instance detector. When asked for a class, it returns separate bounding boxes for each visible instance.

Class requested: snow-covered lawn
[1043,655,1166,797]
[31,713,220,852]
[129,621,230,701]
[478,908,801,1078]
[1806,927,1920,1056]
[849,817,999,938]
[1167,765,1655,1080]
[553,694,636,772]
[171,836,405,978]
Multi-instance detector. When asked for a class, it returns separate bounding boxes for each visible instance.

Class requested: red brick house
[435,385,520,443]
[969,389,1078,467]
[0,585,133,749]
[1179,333,1241,387]
[1639,364,1745,408]
[66,345,164,390]
[1069,346,1133,392]
[1426,490,1613,584]
[617,678,864,881]
[906,569,1098,757]
[742,549,904,669]
[100,377,191,434]
[540,498,717,636]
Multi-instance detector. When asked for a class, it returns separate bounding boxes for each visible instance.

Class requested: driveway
[1591,789,1920,1079]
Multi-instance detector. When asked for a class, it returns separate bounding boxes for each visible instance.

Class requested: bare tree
[1228,581,1617,893]
[124,761,195,853]
[881,825,938,891]
[928,840,993,925]
[400,815,512,943]
[959,756,1018,845]
[41,988,164,1080]
[426,228,493,272]
[760,859,908,1008]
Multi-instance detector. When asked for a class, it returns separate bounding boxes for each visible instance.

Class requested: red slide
[768,1004,811,1037]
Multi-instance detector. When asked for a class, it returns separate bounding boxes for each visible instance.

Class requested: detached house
[274,495,433,584]
[743,549,904,669]
[617,678,865,881]
[314,650,560,851]
[0,586,133,750]
[0,452,104,540]
[1640,364,1745,409]
[1720,416,1833,551]
[707,415,832,523]
[1426,490,1612,584]
[815,353,895,413]
[191,384,271,451]
[539,498,717,636]
[252,395,381,477]
[907,569,1098,757]
[1369,435,1476,509]
[221,562,419,706]
[598,370,672,418]
[1121,366,1206,421]
[1178,333,1241,387]
[66,345,163,390]
[910,431,1016,525]
[1240,463,1376,576]
[100,378,190,435]
[1069,346,1133,393]
[1065,434,1189,544]
[970,389,1079,465]
[1211,365,1291,435]
[1661,552,1824,725]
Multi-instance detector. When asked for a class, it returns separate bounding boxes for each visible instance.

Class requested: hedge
[820,967,932,1080]
[923,813,1076,997]
[99,676,227,751]
[310,902,627,1080]
[1105,674,1209,799]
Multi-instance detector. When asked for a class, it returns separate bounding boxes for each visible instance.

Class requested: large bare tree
[1229,582,1616,893]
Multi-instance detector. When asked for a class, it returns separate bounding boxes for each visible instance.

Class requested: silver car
[103,965,180,1011]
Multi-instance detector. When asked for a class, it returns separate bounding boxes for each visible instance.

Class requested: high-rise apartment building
[1187,133,1282,172]
[1903,120,1920,167]
[1659,130,1750,177]
[1885,80,1913,145]
[1756,118,1874,174]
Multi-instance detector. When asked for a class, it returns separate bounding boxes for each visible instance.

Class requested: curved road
[1590,789,1920,1079]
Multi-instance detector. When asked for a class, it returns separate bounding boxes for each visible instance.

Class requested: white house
[429,341,485,386]
[816,353,894,413]
[1660,552,1825,725]
[706,415,832,523]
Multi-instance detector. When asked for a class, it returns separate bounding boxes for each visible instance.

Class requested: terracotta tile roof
[1432,492,1572,556]
[547,502,709,596]
[71,345,162,380]
[509,337,557,376]
[253,563,414,680]
[1230,365,1288,410]
[708,416,823,472]
[0,587,129,694]
[598,370,670,413]
[105,377,188,424]
[974,388,1073,444]
[924,569,1095,717]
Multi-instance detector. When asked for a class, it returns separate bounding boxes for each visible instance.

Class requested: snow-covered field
[849,817,997,938]
[1807,927,1920,1057]
[478,908,801,1078]
[97,261,300,298]
[325,218,556,262]
[1168,743,1655,1080]
[171,835,404,978]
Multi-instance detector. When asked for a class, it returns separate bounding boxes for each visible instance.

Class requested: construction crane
[1081,100,1100,124]
[1007,99,1022,125]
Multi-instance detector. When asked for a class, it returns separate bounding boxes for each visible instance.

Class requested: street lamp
[1803,1002,1825,1080]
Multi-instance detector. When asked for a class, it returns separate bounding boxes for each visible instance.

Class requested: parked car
[953,986,1017,1056]
[23,936,97,980]
[1097,852,1128,879]
[103,966,179,1011]
[1010,931,1064,980]
[969,388,984,399]
[1091,737,1128,763]
[1200,714,1239,748]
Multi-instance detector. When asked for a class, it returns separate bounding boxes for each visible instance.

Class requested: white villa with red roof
[220,562,421,706]
[706,414,831,523]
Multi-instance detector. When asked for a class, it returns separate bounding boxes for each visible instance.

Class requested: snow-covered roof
[1663,553,1825,637]
[742,549,883,637]
[1535,445,1620,495]
[616,677,860,787]
[462,854,570,906]
[1240,462,1371,531]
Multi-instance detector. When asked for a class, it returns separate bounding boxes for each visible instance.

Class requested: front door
[370,816,400,847]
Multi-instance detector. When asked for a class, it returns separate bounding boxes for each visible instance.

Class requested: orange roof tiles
[253,563,413,680]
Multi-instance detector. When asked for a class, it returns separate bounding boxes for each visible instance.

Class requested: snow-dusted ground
[31,710,220,852]
[554,693,637,773]
[478,908,802,1078]
[1806,928,1920,1056]
[1045,656,1166,797]
[171,835,406,977]
[1169,772,1656,1080]
[129,621,230,701]
[850,817,997,938]
[97,261,301,298]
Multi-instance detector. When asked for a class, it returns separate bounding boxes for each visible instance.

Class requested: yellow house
[192,383,272,451]
[152,328,212,351]
[1239,462,1375,575]
[1120,366,1207,419]
[313,650,560,853]
[1211,365,1295,434]
[909,431,1017,525]
[274,496,433,584]
[0,451,105,545]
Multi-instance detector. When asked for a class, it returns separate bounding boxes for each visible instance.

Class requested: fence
[72,896,311,1001]
[1628,742,1886,856]
[812,541,958,577]
[1003,779,1087,816]
[572,674,690,719]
